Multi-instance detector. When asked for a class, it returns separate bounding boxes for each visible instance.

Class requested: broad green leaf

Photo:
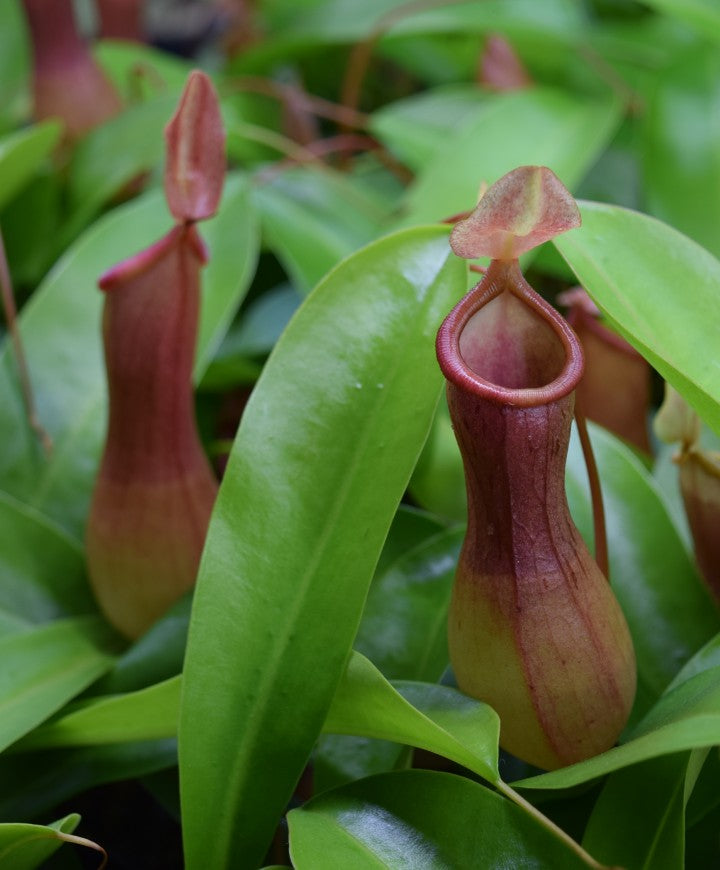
[288,770,588,870]
[0,741,177,822]
[324,652,499,784]
[0,617,116,753]
[67,94,178,219]
[0,491,95,623]
[643,45,720,259]
[397,89,621,227]
[252,167,389,294]
[370,86,489,171]
[0,173,258,540]
[0,123,62,212]
[0,814,80,869]
[565,425,720,719]
[355,527,461,682]
[516,664,720,790]
[554,202,720,434]
[95,41,193,100]
[581,749,708,870]
[640,0,720,40]
[16,676,181,751]
[179,226,466,869]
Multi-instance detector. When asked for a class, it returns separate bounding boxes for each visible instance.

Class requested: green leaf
[288,770,588,869]
[397,89,621,227]
[355,527,461,682]
[0,491,96,623]
[252,167,389,294]
[67,95,178,220]
[0,617,116,753]
[324,652,499,784]
[516,664,720,790]
[581,749,708,870]
[94,41,194,100]
[238,0,580,72]
[0,741,177,822]
[409,397,467,522]
[0,814,80,869]
[0,123,62,212]
[640,0,720,39]
[554,202,720,434]
[0,173,258,540]
[0,0,29,131]
[643,45,720,258]
[370,85,489,171]
[15,676,181,751]
[92,593,191,695]
[565,425,720,719]
[178,226,466,869]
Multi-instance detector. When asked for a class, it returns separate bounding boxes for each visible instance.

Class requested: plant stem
[575,406,608,578]
[496,780,608,869]
[0,227,52,455]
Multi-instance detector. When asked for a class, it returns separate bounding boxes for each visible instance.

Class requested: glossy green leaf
[0,814,80,869]
[397,89,621,227]
[643,45,720,258]
[0,491,95,623]
[554,202,720,434]
[355,527,461,682]
[252,167,389,294]
[667,632,720,690]
[0,122,62,212]
[565,425,720,719]
[0,617,116,753]
[516,664,720,790]
[16,676,181,751]
[0,173,258,540]
[581,749,708,870]
[179,226,466,869]
[288,770,588,869]
[325,652,499,784]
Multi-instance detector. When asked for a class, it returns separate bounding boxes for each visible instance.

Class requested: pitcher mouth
[436,258,584,408]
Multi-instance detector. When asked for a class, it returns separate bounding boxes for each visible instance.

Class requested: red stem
[575,406,609,578]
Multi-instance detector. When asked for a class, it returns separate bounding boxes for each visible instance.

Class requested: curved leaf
[325,652,499,784]
[0,617,116,753]
[288,770,588,870]
[554,202,720,433]
[397,88,621,227]
[0,814,80,870]
[179,226,465,869]
[0,491,95,623]
[0,123,62,212]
